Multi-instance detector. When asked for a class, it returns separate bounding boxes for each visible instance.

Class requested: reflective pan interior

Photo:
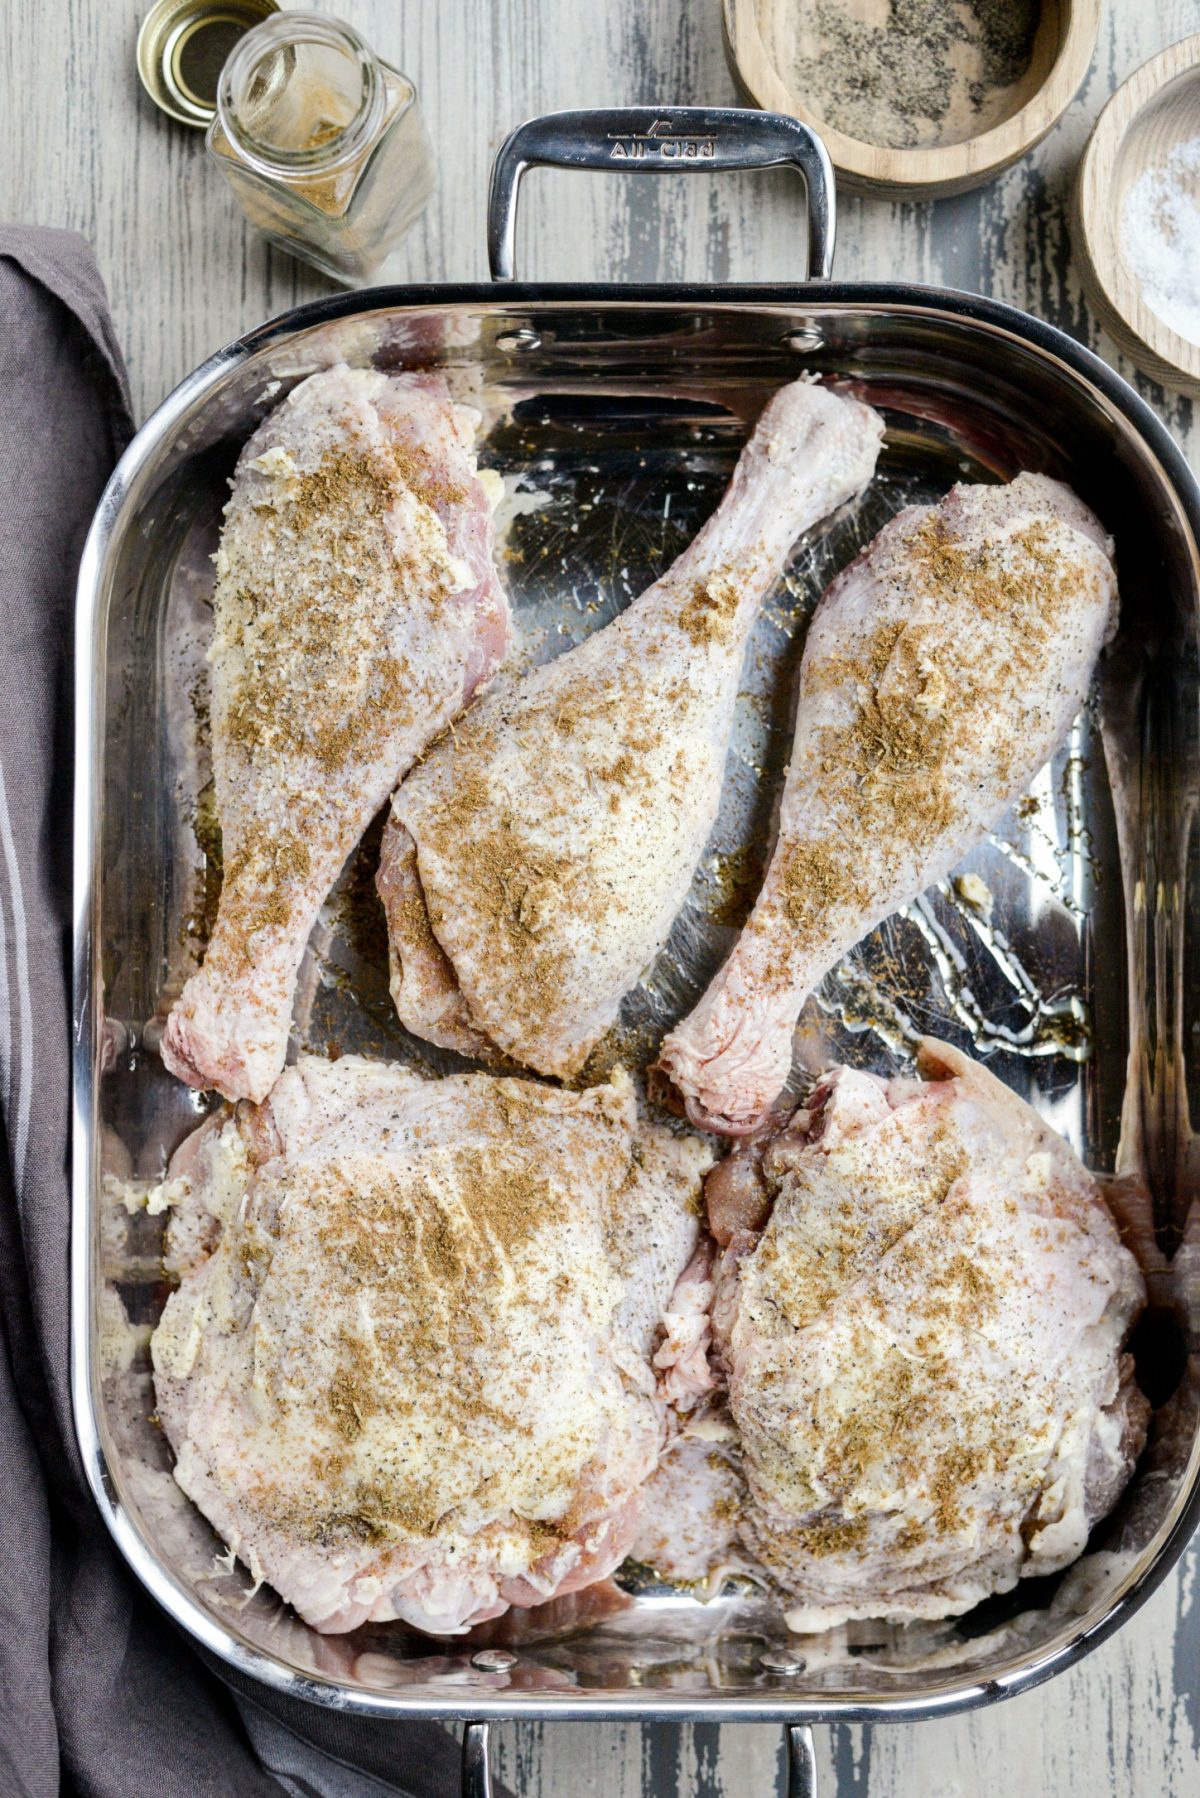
[74,287,1200,1720]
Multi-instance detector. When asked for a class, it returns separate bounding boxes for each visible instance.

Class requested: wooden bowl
[1073,34,1200,397]
[723,0,1099,199]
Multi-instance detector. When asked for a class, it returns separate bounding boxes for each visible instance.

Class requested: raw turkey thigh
[658,1039,1148,1630]
[151,1054,712,1635]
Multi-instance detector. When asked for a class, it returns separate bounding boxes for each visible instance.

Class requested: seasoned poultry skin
[378,378,884,1079]
[657,473,1120,1135]
[659,1039,1148,1632]
[161,366,509,1104]
[150,1055,712,1635]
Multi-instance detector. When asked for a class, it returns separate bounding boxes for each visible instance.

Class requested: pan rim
[70,281,1200,1723]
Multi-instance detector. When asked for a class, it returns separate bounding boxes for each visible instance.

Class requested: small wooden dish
[1073,34,1200,397]
[723,0,1100,199]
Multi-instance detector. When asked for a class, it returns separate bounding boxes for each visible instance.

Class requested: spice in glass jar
[206,10,435,283]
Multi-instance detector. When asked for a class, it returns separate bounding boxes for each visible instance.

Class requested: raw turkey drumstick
[378,378,885,1079]
[161,365,510,1103]
[656,473,1119,1135]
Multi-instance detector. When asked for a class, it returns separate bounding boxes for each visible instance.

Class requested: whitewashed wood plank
[6,0,1198,1790]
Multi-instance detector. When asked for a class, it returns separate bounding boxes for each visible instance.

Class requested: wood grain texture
[723,0,1101,198]
[2,0,1197,1791]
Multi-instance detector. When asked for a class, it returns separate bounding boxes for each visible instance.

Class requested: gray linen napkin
[0,226,478,1798]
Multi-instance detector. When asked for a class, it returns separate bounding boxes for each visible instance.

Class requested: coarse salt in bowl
[1073,33,1200,396]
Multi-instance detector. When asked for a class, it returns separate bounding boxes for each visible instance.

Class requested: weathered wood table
[7,0,1198,1790]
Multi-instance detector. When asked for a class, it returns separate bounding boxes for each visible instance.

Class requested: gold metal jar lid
[137,0,280,127]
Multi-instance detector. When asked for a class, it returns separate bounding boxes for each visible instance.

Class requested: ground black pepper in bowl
[791,0,1041,151]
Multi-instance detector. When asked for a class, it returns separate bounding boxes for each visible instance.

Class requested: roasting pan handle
[462,1722,492,1796]
[487,106,835,281]
[788,1724,817,1798]
[460,1718,819,1795]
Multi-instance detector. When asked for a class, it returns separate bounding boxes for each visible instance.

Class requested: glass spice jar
[206,11,435,284]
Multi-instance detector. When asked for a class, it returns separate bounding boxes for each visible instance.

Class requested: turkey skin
[150,1054,711,1635]
[657,474,1120,1135]
[653,1039,1147,1631]
[378,378,884,1079]
[162,367,510,1104]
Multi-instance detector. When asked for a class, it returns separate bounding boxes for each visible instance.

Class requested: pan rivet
[496,327,542,353]
[471,1648,518,1672]
[760,1650,807,1675]
[780,327,823,353]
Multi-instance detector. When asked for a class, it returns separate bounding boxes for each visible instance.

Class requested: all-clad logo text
[607,119,716,160]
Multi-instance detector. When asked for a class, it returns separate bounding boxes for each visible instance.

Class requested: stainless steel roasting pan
[73,111,1200,1794]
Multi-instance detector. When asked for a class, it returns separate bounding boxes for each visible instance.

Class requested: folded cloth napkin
[0,226,483,1798]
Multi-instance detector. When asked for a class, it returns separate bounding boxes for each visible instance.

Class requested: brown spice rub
[678,571,742,646]
[287,449,393,533]
[250,1137,579,1543]
[412,659,707,1048]
[225,444,443,777]
[419,752,583,1021]
[388,440,469,518]
[204,826,312,974]
[781,841,870,930]
[543,683,660,759]
[791,1513,870,1559]
[778,511,1096,944]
